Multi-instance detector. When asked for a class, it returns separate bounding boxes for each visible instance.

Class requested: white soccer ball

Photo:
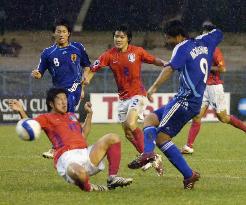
[16,118,41,141]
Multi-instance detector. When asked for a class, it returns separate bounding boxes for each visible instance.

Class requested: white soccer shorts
[117,95,148,123]
[202,84,227,113]
[56,146,105,184]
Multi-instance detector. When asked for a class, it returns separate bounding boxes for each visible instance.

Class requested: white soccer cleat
[181,145,194,154]
[42,148,54,159]
[107,176,133,189]
[90,183,108,192]
[141,154,164,176]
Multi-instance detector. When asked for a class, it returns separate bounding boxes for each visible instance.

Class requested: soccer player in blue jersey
[128,20,223,189]
[32,18,91,158]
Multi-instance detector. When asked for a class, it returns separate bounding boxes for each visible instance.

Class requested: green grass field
[0,123,246,205]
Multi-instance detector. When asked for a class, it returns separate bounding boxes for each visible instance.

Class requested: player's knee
[218,116,230,124]
[125,120,136,131]
[218,115,230,123]
[143,113,159,127]
[67,163,87,181]
[105,133,121,144]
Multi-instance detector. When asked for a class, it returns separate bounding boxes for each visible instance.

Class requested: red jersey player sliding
[83,25,166,175]
[181,21,246,154]
[9,88,133,192]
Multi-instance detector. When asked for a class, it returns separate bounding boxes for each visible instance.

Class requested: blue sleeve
[37,50,48,75]
[169,43,187,71]
[197,29,223,50]
[78,43,91,67]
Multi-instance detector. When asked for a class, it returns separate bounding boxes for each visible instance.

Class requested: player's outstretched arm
[31,69,42,79]
[8,99,28,119]
[82,67,95,85]
[147,66,174,101]
[153,58,169,67]
[82,102,93,138]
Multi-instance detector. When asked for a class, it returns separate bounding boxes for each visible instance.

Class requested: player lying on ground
[181,21,246,154]
[9,88,133,192]
[128,20,224,189]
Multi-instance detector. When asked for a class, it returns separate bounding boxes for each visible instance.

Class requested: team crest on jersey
[128,53,135,62]
[93,60,100,68]
[69,114,77,122]
[71,54,77,62]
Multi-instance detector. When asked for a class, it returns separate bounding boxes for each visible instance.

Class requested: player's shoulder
[105,47,118,56]
[70,42,86,51]
[173,40,189,53]
[128,44,144,52]
[42,44,57,55]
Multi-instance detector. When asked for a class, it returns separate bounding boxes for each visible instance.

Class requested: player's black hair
[52,18,72,33]
[201,22,216,33]
[163,20,189,38]
[46,88,67,112]
[113,24,132,43]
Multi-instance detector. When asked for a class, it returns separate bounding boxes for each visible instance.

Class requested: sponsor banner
[90,93,230,123]
[0,96,82,123]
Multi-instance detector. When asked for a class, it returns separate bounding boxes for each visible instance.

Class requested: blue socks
[158,141,193,179]
[143,126,157,153]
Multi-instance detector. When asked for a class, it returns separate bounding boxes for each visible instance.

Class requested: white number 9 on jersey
[53,58,60,67]
[200,58,208,83]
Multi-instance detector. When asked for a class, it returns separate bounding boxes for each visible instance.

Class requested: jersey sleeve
[168,43,186,71]
[213,47,225,67]
[37,50,49,75]
[34,114,49,129]
[139,47,156,63]
[90,51,110,72]
[78,43,91,67]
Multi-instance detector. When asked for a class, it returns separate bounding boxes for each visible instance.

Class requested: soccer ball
[16,118,41,141]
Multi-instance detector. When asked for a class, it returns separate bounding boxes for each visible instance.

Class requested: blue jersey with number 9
[168,29,223,113]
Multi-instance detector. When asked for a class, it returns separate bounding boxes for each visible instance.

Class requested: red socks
[132,128,144,153]
[230,115,246,132]
[107,142,121,176]
[187,122,201,148]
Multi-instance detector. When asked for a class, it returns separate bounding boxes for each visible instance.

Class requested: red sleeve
[34,114,49,129]
[213,47,225,67]
[139,47,156,64]
[91,51,110,72]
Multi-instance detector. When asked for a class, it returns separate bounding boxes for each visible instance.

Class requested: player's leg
[212,84,246,132]
[156,132,200,189]
[124,96,148,153]
[127,108,164,175]
[66,163,92,191]
[181,105,208,154]
[118,99,138,149]
[89,133,133,189]
[56,149,107,192]
[181,87,210,154]
[216,110,246,132]
[121,122,143,153]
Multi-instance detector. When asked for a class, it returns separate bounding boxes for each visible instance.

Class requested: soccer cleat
[90,183,108,192]
[181,145,194,154]
[107,176,133,190]
[152,154,164,176]
[183,171,200,190]
[42,148,54,159]
[128,152,158,169]
[141,154,164,176]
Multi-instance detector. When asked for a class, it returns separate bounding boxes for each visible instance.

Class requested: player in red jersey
[181,22,246,154]
[9,88,133,192]
[83,25,165,175]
